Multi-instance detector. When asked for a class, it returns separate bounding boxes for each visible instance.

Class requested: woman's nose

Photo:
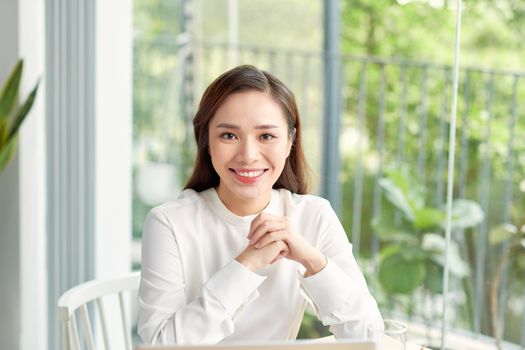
[237,138,259,163]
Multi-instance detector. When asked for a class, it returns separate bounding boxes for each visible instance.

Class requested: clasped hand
[235,213,326,276]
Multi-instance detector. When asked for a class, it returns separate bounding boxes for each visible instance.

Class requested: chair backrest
[57,271,140,350]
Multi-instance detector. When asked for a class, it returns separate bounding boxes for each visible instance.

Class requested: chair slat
[96,298,111,350]
[79,304,96,350]
[71,312,81,350]
[63,320,70,350]
[118,291,132,350]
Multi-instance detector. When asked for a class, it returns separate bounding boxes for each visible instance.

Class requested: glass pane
[339,1,525,349]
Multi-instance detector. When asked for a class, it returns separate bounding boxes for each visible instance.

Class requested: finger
[254,230,288,248]
[247,212,271,239]
[248,213,283,239]
[270,245,289,263]
[249,221,287,245]
[270,253,285,264]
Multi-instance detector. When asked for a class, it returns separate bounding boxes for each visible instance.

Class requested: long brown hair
[184,65,310,194]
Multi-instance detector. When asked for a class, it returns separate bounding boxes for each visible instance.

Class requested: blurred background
[1,0,524,349]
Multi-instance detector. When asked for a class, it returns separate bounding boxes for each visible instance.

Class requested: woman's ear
[286,128,296,157]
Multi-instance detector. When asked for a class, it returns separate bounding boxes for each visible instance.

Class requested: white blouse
[137,188,383,345]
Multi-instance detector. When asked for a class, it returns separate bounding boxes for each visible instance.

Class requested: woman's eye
[260,134,275,141]
[220,132,237,140]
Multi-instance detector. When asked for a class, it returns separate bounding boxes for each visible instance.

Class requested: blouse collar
[202,187,283,227]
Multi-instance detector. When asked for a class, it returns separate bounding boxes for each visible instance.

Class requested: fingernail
[254,243,261,248]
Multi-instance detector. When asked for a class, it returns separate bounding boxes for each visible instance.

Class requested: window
[132,1,525,347]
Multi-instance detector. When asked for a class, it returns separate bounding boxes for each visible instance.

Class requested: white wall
[95,1,133,348]
[95,0,132,280]
[0,0,46,349]
[18,0,47,347]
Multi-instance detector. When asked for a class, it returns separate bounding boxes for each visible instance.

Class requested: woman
[138,65,383,345]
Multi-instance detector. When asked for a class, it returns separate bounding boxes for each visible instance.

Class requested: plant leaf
[450,199,484,229]
[399,245,427,260]
[413,207,446,229]
[379,177,415,221]
[0,118,8,147]
[0,60,23,120]
[379,244,402,260]
[7,80,39,141]
[371,207,417,243]
[0,135,18,173]
[378,253,425,295]
[489,224,518,245]
[385,167,426,208]
[422,233,469,278]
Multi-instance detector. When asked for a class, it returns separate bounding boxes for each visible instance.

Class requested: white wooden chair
[57,271,140,350]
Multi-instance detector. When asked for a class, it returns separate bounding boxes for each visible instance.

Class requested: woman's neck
[215,187,271,216]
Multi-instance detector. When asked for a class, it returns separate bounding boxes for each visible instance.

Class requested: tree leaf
[0,59,23,120]
[422,233,469,278]
[378,253,425,295]
[379,244,402,260]
[385,167,425,209]
[422,232,447,252]
[399,245,427,260]
[413,207,445,230]
[489,224,518,245]
[379,177,415,221]
[450,199,484,229]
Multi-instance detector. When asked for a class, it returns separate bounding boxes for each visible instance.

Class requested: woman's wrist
[301,252,327,277]
[236,255,257,272]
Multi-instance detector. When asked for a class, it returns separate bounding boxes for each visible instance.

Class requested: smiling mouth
[229,168,268,183]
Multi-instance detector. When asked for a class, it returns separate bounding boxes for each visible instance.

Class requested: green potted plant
[372,167,484,297]
[0,59,39,172]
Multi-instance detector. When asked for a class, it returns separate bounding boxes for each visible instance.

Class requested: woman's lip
[229,168,268,184]
[230,168,267,172]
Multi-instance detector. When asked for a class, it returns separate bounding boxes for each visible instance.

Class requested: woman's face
[208,90,292,214]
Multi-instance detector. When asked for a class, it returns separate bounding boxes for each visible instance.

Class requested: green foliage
[373,168,483,295]
[297,310,330,339]
[378,252,426,294]
[342,0,525,70]
[341,0,454,61]
[0,60,39,173]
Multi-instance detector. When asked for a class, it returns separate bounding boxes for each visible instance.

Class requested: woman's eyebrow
[216,123,240,129]
[215,123,279,129]
[255,124,279,129]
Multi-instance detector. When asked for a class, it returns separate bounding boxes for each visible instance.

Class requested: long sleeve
[137,208,266,345]
[298,201,383,339]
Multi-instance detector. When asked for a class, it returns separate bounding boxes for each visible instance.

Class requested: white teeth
[236,170,264,178]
